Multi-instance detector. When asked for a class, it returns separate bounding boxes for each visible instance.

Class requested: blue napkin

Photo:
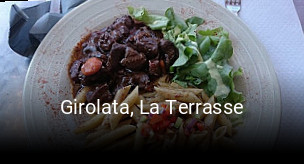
[9,0,86,58]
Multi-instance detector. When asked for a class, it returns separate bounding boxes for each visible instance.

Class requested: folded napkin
[9,0,86,58]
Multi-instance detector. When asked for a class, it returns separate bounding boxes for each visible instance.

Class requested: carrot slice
[81,57,102,76]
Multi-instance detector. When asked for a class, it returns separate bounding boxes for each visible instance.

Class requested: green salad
[128,7,245,105]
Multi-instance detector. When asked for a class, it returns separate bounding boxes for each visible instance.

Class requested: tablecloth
[213,0,304,149]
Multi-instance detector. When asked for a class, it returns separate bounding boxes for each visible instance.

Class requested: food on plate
[69,7,244,151]
[69,14,178,104]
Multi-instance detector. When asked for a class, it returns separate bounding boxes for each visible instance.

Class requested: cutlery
[225,0,241,16]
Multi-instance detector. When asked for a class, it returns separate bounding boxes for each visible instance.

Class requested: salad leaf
[199,37,211,56]
[128,7,169,30]
[186,16,205,25]
[210,35,233,64]
[198,27,223,36]
[172,44,189,67]
[165,7,188,30]
[183,24,198,41]
[127,7,146,20]
[224,67,245,104]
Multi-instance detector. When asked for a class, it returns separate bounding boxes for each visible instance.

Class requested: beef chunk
[159,39,178,68]
[131,72,151,91]
[82,31,103,55]
[153,30,164,39]
[79,68,110,86]
[115,71,151,92]
[86,84,113,103]
[98,53,108,65]
[120,47,146,70]
[87,51,103,58]
[136,37,159,59]
[134,27,159,59]
[112,15,134,29]
[70,60,83,83]
[98,30,115,52]
[114,75,132,93]
[134,26,154,39]
[82,42,97,55]
[125,34,137,49]
[107,43,127,70]
[111,26,130,43]
[118,26,130,37]
[133,20,145,28]
[89,31,102,44]
[149,59,162,76]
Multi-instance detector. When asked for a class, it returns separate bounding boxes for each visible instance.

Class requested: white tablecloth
[213,0,304,149]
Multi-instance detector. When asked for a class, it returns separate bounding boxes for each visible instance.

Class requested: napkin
[8,0,86,57]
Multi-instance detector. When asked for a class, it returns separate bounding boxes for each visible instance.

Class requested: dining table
[0,0,303,151]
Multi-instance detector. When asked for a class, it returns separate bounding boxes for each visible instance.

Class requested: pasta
[217,113,233,136]
[74,77,243,151]
[204,113,218,130]
[155,87,202,103]
[74,86,90,105]
[74,113,105,134]
[110,86,139,129]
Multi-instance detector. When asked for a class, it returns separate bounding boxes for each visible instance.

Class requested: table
[0,0,303,151]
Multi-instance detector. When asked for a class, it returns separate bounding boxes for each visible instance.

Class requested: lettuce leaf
[165,7,188,30]
[128,7,169,30]
[186,16,205,25]
[210,36,233,64]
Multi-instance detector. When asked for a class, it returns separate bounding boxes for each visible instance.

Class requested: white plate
[23,0,281,150]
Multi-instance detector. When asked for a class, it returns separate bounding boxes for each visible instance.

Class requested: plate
[23,0,281,150]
